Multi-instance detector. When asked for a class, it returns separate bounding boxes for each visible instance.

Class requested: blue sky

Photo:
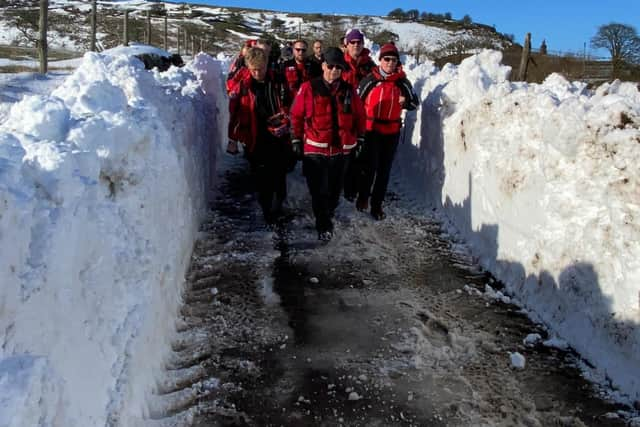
[198,0,639,57]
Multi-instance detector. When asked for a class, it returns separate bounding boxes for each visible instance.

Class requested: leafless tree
[591,23,640,72]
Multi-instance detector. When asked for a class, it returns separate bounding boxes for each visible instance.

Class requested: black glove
[354,136,365,159]
[291,139,303,159]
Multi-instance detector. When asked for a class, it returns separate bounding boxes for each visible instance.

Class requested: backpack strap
[395,77,419,111]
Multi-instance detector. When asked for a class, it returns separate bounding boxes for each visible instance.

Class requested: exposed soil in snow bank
[150,156,633,426]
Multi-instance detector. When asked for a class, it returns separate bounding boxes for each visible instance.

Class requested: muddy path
[151,157,630,427]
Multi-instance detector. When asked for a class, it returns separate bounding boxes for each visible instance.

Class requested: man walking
[310,39,324,66]
[341,28,376,202]
[290,47,366,241]
[282,39,321,100]
[227,47,293,224]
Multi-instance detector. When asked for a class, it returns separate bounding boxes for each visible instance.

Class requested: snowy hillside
[0,0,510,57]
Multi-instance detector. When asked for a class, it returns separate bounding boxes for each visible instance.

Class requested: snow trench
[0,52,223,426]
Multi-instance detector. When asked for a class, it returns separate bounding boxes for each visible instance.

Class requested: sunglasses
[348,40,363,45]
[294,48,307,52]
[382,56,398,62]
[326,64,344,71]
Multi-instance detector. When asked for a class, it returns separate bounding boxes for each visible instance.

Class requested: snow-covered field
[0,44,638,425]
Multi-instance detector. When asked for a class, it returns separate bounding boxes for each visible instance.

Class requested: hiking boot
[371,207,386,221]
[356,197,369,212]
[318,230,333,241]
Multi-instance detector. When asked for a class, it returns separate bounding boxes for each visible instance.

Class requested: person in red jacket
[356,43,419,220]
[290,47,366,241]
[341,28,376,203]
[281,40,321,101]
[227,47,293,224]
[226,39,256,94]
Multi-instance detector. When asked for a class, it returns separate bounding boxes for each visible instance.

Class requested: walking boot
[371,205,386,221]
[356,197,369,212]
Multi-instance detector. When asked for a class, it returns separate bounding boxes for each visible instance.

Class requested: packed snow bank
[0,51,223,425]
[401,49,640,403]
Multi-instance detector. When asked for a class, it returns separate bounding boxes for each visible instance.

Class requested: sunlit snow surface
[0,50,223,426]
[401,49,640,404]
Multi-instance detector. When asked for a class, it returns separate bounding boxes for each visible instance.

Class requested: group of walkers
[226,29,419,241]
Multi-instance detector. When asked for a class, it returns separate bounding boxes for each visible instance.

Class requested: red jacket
[227,71,289,154]
[290,77,366,156]
[358,65,419,135]
[282,58,321,100]
[342,48,375,88]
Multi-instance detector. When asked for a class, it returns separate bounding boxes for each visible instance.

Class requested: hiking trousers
[302,154,347,233]
[358,131,399,210]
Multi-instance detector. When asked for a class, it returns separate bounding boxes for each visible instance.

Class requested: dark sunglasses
[294,48,307,52]
[326,64,344,71]
[382,56,398,62]
[348,40,363,45]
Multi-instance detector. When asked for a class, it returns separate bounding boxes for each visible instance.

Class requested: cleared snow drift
[401,49,640,404]
[0,51,222,426]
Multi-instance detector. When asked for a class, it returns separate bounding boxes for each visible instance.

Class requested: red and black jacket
[357,65,419,135]
[282,58,321,100]
[342,48,375,89]
[228,71,290,154]
[290,77,366,157]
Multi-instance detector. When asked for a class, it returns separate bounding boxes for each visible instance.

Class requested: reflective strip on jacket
[290,77,365,156]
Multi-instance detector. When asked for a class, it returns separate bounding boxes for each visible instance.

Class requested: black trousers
[302,154,347,233]
[343,150,359,200]
[248,139,290,222]
[358,131,399,209]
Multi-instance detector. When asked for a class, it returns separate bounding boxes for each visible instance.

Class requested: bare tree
[591,23,640,72]
[6,1,39,45]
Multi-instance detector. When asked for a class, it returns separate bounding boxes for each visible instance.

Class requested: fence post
[123,10,129,46]
[518,32,531,81]
[183,30,188,55]
[177,27,181,55]
[164,15,168,50]
[90,0,97,51]
[145,10,151,44]
[38,0,48,73]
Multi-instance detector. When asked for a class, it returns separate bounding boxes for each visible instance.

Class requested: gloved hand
[354,136,365,159]
[291,139,303,159]
[227,139,239,155]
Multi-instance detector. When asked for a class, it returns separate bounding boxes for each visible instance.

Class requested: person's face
[346,39,363,59]
[293,42,307,62]
[322,62,343,82]
[248,62,267,82]
[380,55,398,74]
[313,42,322,57]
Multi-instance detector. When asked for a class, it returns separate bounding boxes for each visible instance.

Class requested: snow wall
[400,50,640,403]
[0,52,223,426]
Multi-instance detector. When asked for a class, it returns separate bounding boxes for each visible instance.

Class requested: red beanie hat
[379,43,399,59]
